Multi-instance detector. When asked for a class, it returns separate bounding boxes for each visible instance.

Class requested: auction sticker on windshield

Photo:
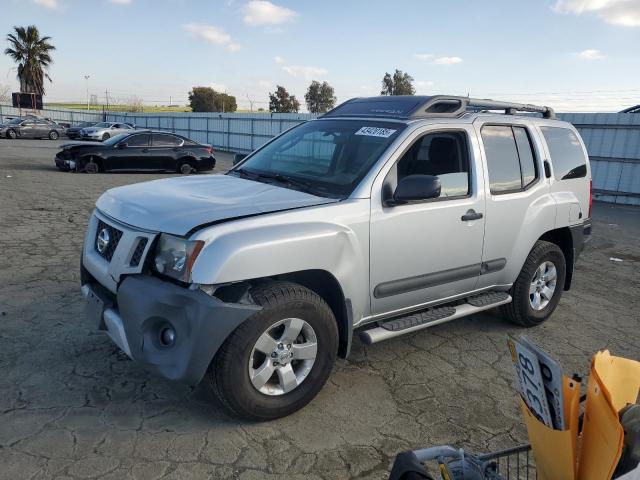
[355,126,397,138]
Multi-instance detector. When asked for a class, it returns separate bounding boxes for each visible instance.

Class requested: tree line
[189,69,417,114]
[4,24,418,114]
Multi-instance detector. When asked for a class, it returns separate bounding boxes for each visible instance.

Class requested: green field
[45,103,193,113]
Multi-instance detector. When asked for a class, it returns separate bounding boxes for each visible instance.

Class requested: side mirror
[117,142,128,149]
[388,175,441,206]
[233,153,248,165]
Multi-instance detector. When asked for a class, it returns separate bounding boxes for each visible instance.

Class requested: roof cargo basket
[322,95,555,120]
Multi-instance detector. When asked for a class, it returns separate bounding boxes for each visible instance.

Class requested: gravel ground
[1,138,639,480]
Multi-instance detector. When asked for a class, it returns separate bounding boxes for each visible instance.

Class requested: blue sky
[2,0,640,111]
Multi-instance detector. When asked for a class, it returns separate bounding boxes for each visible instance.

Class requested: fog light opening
[159,326,176,347]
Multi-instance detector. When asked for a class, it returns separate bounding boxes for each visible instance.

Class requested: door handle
[461,209,483,221]
[142,148,149,153]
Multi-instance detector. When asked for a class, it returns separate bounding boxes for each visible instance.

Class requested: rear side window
[540,127,587,180]
[153,133,183,147]
[481,125,538,194]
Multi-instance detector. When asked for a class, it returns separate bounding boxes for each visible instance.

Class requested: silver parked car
[80,95,592,420]
[1,117,66,140]
[80,122,133,141]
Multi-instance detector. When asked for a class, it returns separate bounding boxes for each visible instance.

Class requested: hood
[96,174,339,236]
[61,141,105,149]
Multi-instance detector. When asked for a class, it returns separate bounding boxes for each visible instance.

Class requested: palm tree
[4,25,55,95]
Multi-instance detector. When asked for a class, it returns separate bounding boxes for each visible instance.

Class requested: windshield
[103,133,128,146]
[229,119,405,198]
[94,122,111,128]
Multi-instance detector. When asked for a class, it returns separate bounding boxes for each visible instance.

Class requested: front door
[369,126,486,316]
[106,133,151,170]
[19,120,37,138]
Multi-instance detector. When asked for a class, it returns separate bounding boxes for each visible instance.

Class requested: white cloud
[413,54,463,65]
[577,48,606,59]
[433,56,463,65]
[32,0,58,9]
[183,23,240,52]
[281,65,328,80]
[108,0,132,4]
[554,0,640,26]
[243,0,298,26]
[274,55,285,64]
[257,80,272,89]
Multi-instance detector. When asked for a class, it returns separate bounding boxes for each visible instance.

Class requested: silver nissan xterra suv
[81,95,592,420]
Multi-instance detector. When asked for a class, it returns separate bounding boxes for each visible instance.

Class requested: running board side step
[359,292,511,345]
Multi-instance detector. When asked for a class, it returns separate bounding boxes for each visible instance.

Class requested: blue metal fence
[1,104,638,205]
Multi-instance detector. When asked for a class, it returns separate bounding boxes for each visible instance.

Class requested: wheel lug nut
[271,352,277,358]
[287,344,292,349]
[273,361,278,366]
[278,343,283,350]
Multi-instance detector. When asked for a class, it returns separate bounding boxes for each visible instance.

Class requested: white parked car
[81,122,133,141]
[80,95,592,420]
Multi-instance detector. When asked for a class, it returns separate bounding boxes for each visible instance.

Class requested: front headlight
[153,234,204,282]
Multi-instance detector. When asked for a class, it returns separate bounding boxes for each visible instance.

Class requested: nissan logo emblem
[96,228,110,254]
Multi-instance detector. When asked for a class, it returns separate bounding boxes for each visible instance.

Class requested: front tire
[7,129,17,139]
[84,157,101,174]
[502,240,566,327]
[49,130,59,140]
[208,281,338,420]
[102,133,110,141]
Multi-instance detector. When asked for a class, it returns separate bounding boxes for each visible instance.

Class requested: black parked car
[55,131,216,174]
[1,117,66,140]
[65,121,97,139]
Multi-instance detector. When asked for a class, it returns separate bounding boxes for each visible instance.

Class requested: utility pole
[84,75,90,110]
[169,96,172,106]
[105,90,109,111]
[222,89,226,113]
[246,93,255,112]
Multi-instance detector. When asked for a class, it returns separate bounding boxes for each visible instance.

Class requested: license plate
[85,286,106,328]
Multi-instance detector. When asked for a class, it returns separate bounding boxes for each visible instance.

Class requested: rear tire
[102,133,110,141]
[177,159,195,175]
[208,281,338,420]
[49,130,59,140]
[7,129,17,139]
[502,240,566,327]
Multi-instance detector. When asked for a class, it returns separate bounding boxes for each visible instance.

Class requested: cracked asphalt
[1,138,639,479]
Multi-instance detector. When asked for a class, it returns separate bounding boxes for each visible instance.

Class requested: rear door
[34,119,50,137]
[369,125,487,316]
[474,120,554,290]
[151,133,184,171]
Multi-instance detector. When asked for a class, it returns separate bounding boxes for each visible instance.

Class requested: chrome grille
[94,219,123,262]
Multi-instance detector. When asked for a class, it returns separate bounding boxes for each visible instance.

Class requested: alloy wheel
[529,261,557,311]
[248,318,318,396]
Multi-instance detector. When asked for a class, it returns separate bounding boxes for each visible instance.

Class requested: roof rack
[322,95,555,120]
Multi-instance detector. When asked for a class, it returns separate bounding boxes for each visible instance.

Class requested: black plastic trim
[373,258,506,298]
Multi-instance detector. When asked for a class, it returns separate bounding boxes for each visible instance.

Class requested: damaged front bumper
[81,269,260,385]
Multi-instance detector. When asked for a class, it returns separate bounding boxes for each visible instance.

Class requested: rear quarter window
[540,126,587,180]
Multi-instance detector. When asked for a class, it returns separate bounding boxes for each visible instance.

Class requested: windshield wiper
[234,168,331,197]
